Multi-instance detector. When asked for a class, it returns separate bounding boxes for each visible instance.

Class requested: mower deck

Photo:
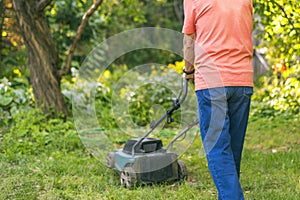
[106,137,187,188]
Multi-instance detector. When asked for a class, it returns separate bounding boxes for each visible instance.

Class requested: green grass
[0,115,299,199]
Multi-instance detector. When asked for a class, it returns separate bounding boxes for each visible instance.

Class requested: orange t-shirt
[182,0,254,90]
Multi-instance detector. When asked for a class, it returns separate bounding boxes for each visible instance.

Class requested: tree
[11,0,103,117]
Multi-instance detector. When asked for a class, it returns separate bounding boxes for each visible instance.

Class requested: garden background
[0,0,299,199]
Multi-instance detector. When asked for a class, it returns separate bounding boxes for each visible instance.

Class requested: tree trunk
[12,0,68,117]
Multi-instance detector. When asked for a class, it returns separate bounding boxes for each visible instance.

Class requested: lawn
[0,115,299,200]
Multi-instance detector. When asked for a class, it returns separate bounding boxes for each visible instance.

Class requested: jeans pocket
[243,87,253,99]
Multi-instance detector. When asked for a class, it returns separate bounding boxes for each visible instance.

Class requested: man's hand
[183,73,194,80]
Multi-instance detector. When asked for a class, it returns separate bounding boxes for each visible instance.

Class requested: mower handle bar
[165,119,199,152]
[131,78,190,156]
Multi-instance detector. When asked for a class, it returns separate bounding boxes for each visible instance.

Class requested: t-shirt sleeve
[182,0,195,34]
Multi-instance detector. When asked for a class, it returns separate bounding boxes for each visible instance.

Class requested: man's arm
[183,33,195,79]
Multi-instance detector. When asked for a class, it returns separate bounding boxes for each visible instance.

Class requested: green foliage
[68,61,185,129]
[46,0,98,69]
[252,65,300,117]
[252,0,300,117]
[45,0,183,70]
[0,49,28,78]
[110,0,183,66]
[0,75,33,136]
[46,0,149,69]
[128,83,175,126]
[1,109,84,156]
[253,0,300,65]
[0,73,32,108]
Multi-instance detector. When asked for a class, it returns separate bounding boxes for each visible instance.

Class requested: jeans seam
[211,157,225,200]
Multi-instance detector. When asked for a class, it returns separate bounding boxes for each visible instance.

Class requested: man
[182,0,254,199]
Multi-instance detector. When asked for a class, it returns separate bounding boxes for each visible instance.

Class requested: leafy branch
[58,0,104,78]
[36,0,53,12]
[270,0,297,32]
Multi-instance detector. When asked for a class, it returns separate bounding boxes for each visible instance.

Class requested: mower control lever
[166,98,180,124]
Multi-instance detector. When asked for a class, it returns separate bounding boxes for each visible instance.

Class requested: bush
[252,65,300,117]
[1,108,85,156]
[0,76,34,137]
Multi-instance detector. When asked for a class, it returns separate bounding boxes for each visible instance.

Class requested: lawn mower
[106,79,198,188]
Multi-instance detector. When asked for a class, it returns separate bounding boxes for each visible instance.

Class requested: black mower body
[106,137,187,187]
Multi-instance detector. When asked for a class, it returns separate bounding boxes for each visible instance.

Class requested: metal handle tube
[131,79,189,156]
[166,119,199,152]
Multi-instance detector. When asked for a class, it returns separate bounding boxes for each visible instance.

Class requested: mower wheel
[120,165,137,189]
[177,160,188,180]
[106,152,115,168]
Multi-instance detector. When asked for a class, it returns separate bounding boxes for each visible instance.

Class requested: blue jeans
[196,86,253,200]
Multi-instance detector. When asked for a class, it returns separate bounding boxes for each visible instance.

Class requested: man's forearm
[183,33,195,71]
